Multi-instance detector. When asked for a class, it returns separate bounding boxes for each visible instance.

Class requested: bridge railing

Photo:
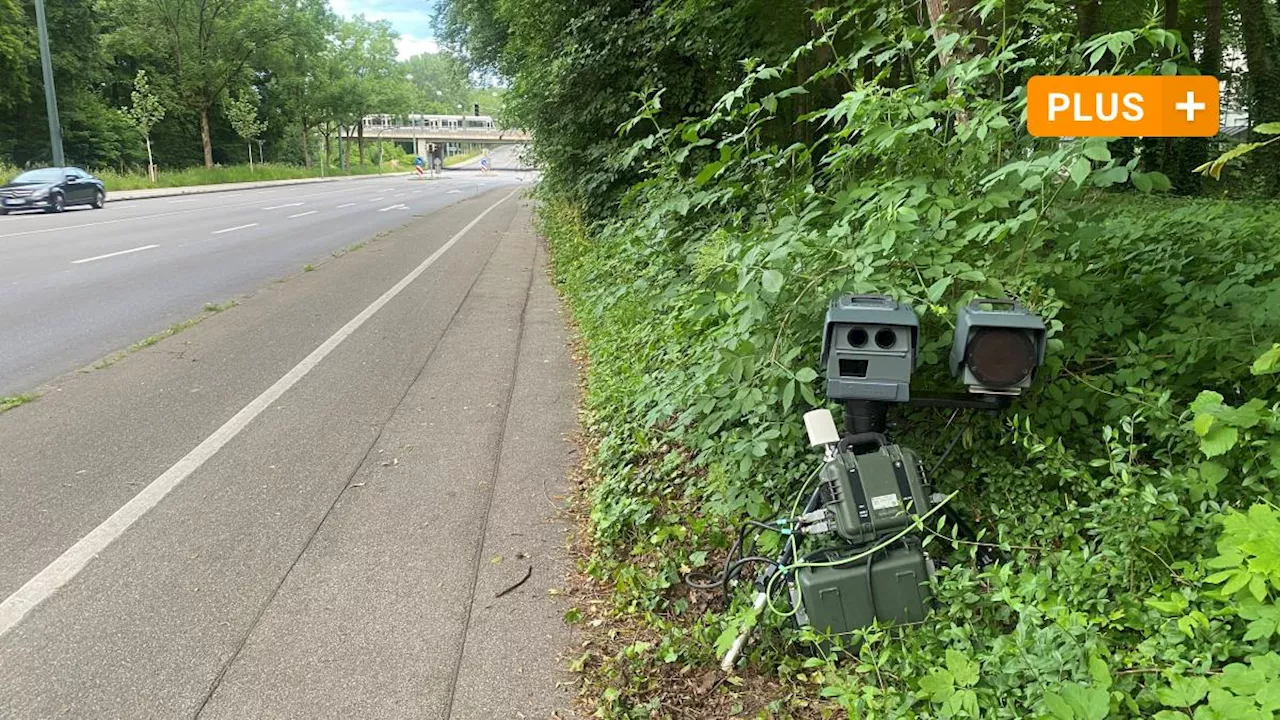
[362,124,530,139]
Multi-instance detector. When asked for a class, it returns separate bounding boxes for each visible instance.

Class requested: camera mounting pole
[842,399,889,436]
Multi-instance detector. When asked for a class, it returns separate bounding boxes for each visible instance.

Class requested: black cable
[929,424,966,477]
[683,520,789,597]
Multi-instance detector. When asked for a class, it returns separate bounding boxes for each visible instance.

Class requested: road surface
[0,146,531,396]
[0,151,578,718]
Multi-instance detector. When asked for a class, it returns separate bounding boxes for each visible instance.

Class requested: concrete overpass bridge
[362,122,530,159]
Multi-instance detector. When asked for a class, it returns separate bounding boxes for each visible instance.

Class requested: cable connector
[797,509,828,525]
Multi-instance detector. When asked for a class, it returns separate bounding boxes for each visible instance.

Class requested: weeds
[0,394,37,414]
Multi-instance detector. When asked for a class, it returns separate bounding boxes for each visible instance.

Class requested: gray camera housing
[821,294,919,403]
[949,299,1047,393]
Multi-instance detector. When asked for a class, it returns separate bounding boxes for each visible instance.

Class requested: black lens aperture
[965,329,1035,387]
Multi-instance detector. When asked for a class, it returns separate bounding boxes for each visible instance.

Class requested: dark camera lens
[874,329,896,349]
[966,329,1036,387]
[847,328,868,347]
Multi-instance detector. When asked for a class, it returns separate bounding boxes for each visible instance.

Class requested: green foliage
[523,0,1280,716]
[119,69,166,137]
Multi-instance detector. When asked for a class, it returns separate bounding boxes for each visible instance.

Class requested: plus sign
[1175,90,1206,122]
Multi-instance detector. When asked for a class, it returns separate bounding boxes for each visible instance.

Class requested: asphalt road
[0,145,532,396]
[0,173,577,717]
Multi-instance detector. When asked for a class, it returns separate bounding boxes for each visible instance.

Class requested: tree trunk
[357,122,365,166]
[200,106,214,168]
[323,124,331,173]
[1076,0,1102,41]
[248,142,253,171]
[1201,0,1223,78]
[1239,0,1280,193]
[145,135,155,183]
[301,121,311,169]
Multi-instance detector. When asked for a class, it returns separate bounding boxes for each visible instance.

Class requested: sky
[329,0,442,59]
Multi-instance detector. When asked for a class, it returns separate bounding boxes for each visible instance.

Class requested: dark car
[0,167,106,215]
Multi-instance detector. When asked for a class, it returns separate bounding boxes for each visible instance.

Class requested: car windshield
[11,169,64,183]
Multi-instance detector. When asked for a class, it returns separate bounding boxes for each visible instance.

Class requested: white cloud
[397,34,440,60]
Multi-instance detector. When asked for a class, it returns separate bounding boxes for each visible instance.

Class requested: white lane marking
[288,211,318,219]
[264,202,304,210]
[0,188,520,638]
[70,244,160,264]
[0,181,414,240]
[394,193,404,197]
[447,190,462,194]
[367,197,385,202]
[212,223,258,235]
[378,204,408,212]
[167,198,197,204]
[336,203,356,209]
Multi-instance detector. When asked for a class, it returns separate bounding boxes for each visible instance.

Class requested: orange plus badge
[1027,76,1219,138]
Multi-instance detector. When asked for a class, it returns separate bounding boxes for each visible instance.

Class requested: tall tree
[1238,0,1280,191]
[109,0,300,167]
[0,0,34,111]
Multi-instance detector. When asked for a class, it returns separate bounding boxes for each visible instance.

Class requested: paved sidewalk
[0,191,578,718]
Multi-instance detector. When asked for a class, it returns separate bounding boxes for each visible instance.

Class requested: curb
[109,171,415,202]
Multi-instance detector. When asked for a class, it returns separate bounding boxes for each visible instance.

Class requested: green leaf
[946,649,979,687]
[1255,123,1280,135]
[1092,165,1129,187]
[1252,344,1280,375]
[1132,171,1153,193]
[794,367,818,383]
[1200,426,1239,457]
[1147,171,1172,191]
[1088,657,1112,691]
[1069,157,1092,185]
[695,161,724,185]
[1156,676,1209,707]
[761,269,784,293]
[919,668,954,702]
[1082,143,1112,162]
[927,277,952,303]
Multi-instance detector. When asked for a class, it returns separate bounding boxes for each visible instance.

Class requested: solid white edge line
[70,244,160,264]
[288,211,318,219]
[0,187,520,637]
[212,223,258,235]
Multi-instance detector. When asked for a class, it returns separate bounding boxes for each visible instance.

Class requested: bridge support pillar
[415,138,429,159]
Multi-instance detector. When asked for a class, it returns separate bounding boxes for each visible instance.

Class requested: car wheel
[45,193,65,213]
[92,190,105,209]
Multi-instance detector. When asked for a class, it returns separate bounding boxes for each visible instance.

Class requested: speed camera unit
[949,299,1047,394]
[820,295,919,403]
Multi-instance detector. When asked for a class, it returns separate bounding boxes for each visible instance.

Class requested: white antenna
[803,409,840,447]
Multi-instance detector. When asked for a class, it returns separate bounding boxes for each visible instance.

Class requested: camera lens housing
[949,299,1046,394]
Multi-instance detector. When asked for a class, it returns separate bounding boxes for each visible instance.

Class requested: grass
[330,240,367,258]
[1,161,406,192]
[93,300,237,369]
[0,394,37,414]
[302,263,315,272]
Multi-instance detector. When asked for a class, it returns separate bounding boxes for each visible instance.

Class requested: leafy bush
[539,4,1280,718]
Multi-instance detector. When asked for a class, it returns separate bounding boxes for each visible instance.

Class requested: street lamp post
[33,0,64,166]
